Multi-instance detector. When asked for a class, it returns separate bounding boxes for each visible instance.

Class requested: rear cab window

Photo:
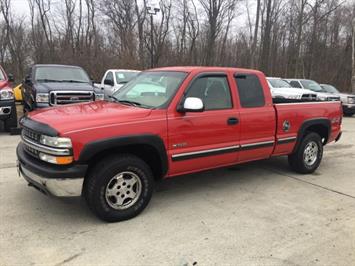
[234,74,265,108]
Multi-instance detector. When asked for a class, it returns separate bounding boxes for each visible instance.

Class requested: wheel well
[305,124,329,144]
[86,144,165,181]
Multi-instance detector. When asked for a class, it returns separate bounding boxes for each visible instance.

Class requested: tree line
[0,0,354,92]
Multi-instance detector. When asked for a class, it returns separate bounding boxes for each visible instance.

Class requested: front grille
[327,96,340,101]
[22,127,40,142]
[24,143,40,158]
[50,91,94,105]
[301,94,317,101]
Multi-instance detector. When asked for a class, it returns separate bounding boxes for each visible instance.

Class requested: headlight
[287,94,301,100]
[36,93,49,103]
[348,97,355,104]
[40,135,72,148]
[95,93,104,101]
[0,88,14,100]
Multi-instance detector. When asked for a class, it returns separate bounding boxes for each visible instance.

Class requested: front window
[268,79,292,88]
[35,66,90,83]
[321,84,339,94]
[300,80,324,92]
[112,71,187,109]
[115,71,140,85]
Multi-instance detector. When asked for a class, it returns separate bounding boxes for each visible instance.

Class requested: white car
[267,77,317,101]
[320,84,355,116]
[98,69,141,100]
[284,79,340,102]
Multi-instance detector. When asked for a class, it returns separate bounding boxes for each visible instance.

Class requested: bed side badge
[283,120,291,132]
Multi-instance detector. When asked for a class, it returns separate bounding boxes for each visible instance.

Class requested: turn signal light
[39,153,73,165]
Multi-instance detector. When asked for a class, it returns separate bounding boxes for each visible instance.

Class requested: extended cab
[0,65,17,132]
[22,64,104,112]
[17,67,342,222]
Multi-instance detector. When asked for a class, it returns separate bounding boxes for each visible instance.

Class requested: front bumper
[0,100,15,120]
[17,143,87,197]
[343,104,355,114]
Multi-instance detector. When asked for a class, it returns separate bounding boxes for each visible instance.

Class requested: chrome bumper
[18,163,84,197]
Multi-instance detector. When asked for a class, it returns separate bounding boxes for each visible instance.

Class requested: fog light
[39,153,73,165]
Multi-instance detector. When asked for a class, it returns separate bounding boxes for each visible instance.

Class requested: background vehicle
[0,65,17,132]
[267,77,317,101]
[17,67,342,222]
[13,83,23,102]
[98,69,141,100]
[320,84,355,116]
[22,64,104,112]
[284,79,340,101]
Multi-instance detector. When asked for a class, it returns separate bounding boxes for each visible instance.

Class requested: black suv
[22,64,104,111]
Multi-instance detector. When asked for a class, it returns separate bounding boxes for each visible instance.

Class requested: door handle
[227,117,239,125]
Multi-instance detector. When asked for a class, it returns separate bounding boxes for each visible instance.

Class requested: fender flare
[293,118,331,152]
[78,134,168,176]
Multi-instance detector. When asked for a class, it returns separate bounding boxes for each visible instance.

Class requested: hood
[28,101,152,134]
[339,92,355,97]
[34,82,95,93]
[272,87,316,95]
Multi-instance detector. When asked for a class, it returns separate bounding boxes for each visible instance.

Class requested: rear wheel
[84,154,154,222]
[288,132,323,174]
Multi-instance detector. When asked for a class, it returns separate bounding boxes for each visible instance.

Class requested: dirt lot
[0,117,355,266]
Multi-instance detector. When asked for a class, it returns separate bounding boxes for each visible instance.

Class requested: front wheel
[84,154,154,222]
[288,132,323,174]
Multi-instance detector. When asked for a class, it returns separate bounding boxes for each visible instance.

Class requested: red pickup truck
[0,65,17,132]
[17,67,342,222]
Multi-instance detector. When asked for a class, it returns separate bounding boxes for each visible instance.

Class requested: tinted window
[289,81,302,88]
[0,68,5,80]
[235,74,265,108]
[300,80,323,92]
[321,84,339,93]
[268,79,292,88]
[185,75,232,110]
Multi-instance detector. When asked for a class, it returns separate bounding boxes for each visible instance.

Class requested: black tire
[84,154,154,222]
[4,108,18,132]
[288,132,323,174]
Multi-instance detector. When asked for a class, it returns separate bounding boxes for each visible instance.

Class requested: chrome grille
[301,94,317,101]
[327,96,340,101]
[50,91,94,105]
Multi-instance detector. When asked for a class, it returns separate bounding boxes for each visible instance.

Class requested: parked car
[22,64,104,112]
[13,83,23,102]
[99,69,141,100]
[17,66,342,222]
[320,84,355,117]
[267,77,317,101]
[0,65,17,132]
[284,79,340,101]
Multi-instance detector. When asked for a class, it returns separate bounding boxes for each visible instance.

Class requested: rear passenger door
[167,73,240,176]
[234,73,276,163]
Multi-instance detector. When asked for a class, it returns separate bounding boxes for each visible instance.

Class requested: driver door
[103,71,115,99]
[167,73,240,176]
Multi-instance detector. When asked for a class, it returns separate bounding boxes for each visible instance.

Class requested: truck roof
[151,66,263,74]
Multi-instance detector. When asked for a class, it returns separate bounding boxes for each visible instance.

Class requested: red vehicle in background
[17,66,342,222]
[0,65,17,132]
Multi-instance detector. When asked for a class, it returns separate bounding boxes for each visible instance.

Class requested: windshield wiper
[36,79,62,83]
[118,100,142,106]
[60,80,87,83]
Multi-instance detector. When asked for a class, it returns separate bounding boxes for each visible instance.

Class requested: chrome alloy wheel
[303,141,319,167]
[105,171,142,210]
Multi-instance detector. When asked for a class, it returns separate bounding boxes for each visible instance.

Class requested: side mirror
[24,75,32,84]
[104,79,114,86]
[8,74,14,82]
[179,97,204,113]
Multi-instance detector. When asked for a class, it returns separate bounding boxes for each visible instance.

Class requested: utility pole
[146,4,160,69]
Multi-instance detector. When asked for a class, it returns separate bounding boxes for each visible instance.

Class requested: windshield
[268,79,292,88]
[300,80,324,92]
[321,84,339,94]
[112,71,187,108]
[0,69,5,80]
[35,66,90,83]
[115,71,140,84]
